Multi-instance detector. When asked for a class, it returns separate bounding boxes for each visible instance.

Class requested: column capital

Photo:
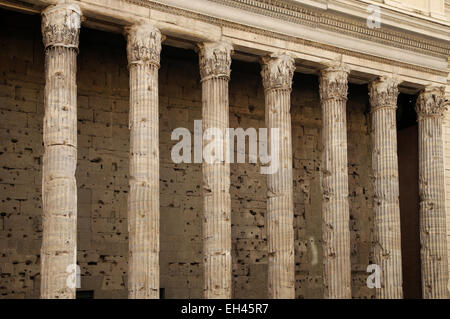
[369,76,400,111]
[416,86,446,119]
[197,42,233,81]
[319,60,350,101]
[126,24,163,67]
[260,53,295,91]
[41,3,81,50]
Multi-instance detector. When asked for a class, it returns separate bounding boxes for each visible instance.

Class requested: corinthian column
[40,3,81,299]
[261,53,295,299]
[126,24,163,299]
[416,86,449,299]
[319,61,351,299]
[198,42,233,299]
[369,77,403,299]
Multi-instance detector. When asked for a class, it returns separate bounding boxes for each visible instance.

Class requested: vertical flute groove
[198,42,233,299]
[369,77,403,299]
[416,86,449,299]
[126,24,162,299]
[319,61,352,299]
[261,54,295,299]
[40,3,81,299]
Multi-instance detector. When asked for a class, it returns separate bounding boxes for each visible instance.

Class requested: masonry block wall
[0,10,374,299]
[0,11,46,299]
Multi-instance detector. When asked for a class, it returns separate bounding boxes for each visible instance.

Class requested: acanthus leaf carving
[319,60,350,101]
[416,86,446,119]
[260,53,295,90]
[369,76,400,111]
[41,3,81,50]
[198,42,233,80]
[126,24,163,66]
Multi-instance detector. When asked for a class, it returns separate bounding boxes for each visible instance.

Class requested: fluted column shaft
[261,54,295,299]
[198,42,233,299]
[319,61,352,299]
[126,24,162,299]
[40,3,81,299]
[369,77,403,299]
[416,86,449,299]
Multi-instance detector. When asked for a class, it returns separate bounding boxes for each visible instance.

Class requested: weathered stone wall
[347,85,374,299]
[0,11,46,298]
[158,47,203,299]
[0,10,374,299]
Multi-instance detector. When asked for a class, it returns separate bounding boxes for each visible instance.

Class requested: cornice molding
[125,0,447,77]
[3,0,447,78]
[205,0,450,58]
[137,0,450,59]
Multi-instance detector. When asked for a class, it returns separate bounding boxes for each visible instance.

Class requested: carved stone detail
[40,3,81,299]
[261,53,295,299]
[126,0,449,59]
[369,76,400,111]
[126,24,162,299]
[416,85,449,299]
[319,60,350,101]
[199,41,233,299]
[320,60,351,299]
[41,3,81,49]
[122,0,447,78]
[205,0,449,57]
[198,42,233,80]
[261,53,295,90]
[369,76,403,299]
[416,86,446,119]
[126,24,163,66]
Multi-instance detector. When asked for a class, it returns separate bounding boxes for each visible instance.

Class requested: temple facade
[0,0,449,299]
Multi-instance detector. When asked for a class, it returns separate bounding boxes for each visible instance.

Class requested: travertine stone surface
[0,12,391,299]
[40,3,81,299]
[261,53,295,299]
[369,76,403,299]
[416,86,449,299]
[198,41,233,299]
[319,60,351,299]
[126,24,162,299]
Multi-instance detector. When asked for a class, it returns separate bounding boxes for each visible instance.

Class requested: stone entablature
[1,0,449,91]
